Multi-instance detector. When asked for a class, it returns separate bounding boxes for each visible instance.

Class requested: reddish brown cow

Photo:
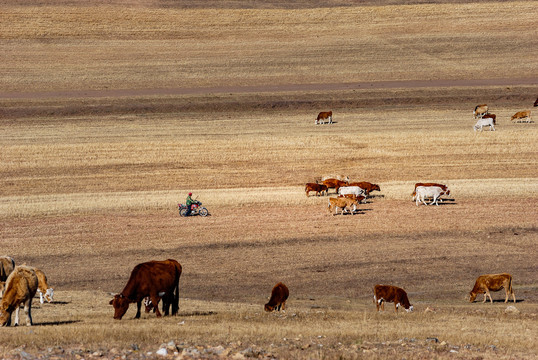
[305,183,328,197]
[315,111,333,125]
[109,259,182,320]
[322,178,349,194]
[373,285,413,313]
[265,282,289,312]
[348,182,381,196]
[469,273,515,303]
[481,113,496,125]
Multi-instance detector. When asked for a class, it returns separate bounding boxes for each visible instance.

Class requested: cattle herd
[472,102,534,132]
[1,101,533,326]
[0,254,518,325]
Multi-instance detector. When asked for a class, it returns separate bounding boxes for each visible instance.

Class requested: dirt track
[2,78,537,99]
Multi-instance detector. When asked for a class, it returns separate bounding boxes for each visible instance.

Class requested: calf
[415,186,447,206]
[0,265,39,326]
[510,110,532,123]
[31,267,54,304]
[469,273,515,303]
[315,111,333,125]
[265,282,289,312]
[328,197,359,215]
[373,285,413,313]
[348,182,380,196]
[305,183,328,197]
[474,117,495,132]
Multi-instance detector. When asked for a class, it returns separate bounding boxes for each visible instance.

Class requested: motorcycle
[178,201,209,217]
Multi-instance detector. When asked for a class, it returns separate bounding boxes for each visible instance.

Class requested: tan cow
[510,110,532,123]
[315,111,333,125]
[328,197,359,215]
[265,282,289,312]
[0,265,39,326]
[30,267,54,304]
[469,273,516,303]
[321,175,350,183]
[473,104,488,118]
[373,285,413,313]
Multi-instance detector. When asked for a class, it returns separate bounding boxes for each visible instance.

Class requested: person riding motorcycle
[185,192,197,216]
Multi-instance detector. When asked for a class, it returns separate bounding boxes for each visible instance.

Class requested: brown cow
[0,256,15,297]
[510,110,532,123]
[305,183,328,197]
[328,196,359,215]
[348,182,381,196]
[322,178,349,194]
[373,284,413,313]
[534,97,538,107]
[481,113,496,125]
[110,259,182,320]
[315,111,333,125]
[0,265,39,326]
[265,282,289,312]
[469,273,515,303]
[473,104,488,118]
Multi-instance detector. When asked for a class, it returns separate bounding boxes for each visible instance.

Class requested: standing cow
[469,273,516,303]
[0,256,15,297]
[0,265,39,326]
[348,182,381,196]
[473,104,488,119]
[373,285,413,313]
[415,186,448,206]
[305,183,328,197]
[315,111,333,125]
[510,110,532,123]
[322,178,349,194]
[110,259,182,320]
[474,117,496,132]
[265,282,289,312]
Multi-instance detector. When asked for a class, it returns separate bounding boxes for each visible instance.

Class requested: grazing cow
[474,117,496,132]
[510,110,532,123]
[328,197,359,215]
[322,178,349,194]
[338,186,367,200]
[0,265,39,326]
[469,273,516,304]
[348,182,381,196]
[305,183,328,197]
[481,113,496,125]
[0,256,15,297]
[473,104,488,118]
[109,259,182,320]
[373,285,413,313]
[415,186,448,206]
[315,111,333,125]
[29,267,54,304]
[265,282,289,312]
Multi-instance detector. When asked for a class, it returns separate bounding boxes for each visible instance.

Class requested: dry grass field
[1,1,538,359]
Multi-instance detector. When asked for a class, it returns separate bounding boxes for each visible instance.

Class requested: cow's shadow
[177,310,216,317]
[33,320,82,326]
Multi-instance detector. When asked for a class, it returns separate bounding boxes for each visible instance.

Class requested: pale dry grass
[1,3,537,92]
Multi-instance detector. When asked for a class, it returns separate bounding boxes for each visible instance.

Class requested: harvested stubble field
[1,1,538,359]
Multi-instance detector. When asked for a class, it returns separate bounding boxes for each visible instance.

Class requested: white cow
[338,186,367,200]
[415,186,446,206]
[474,117,495,132]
